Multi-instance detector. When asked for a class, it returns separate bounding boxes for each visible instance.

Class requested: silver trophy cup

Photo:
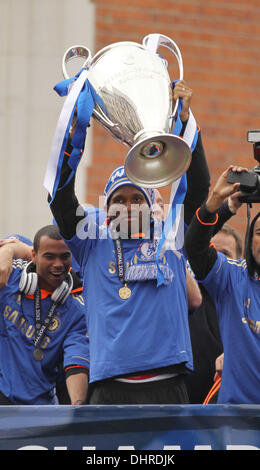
[62,34,191,188]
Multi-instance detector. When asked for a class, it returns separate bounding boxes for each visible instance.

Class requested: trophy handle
[62,45,92,79]
[62,45,118,131]
[142,34,184,119]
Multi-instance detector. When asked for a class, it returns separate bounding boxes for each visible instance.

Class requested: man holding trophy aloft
[44,34,210,404]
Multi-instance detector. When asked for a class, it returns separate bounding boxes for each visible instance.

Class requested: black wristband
[65,366,89,379]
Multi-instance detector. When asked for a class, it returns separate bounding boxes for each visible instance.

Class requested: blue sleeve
[6,259,27,286]
[201,252,246,304]
[64,208,106,269]
[62,299,90,370]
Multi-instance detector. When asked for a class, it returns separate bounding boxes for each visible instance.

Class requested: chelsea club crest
[140,241,158,261]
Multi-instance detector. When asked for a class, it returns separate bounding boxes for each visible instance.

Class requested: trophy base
[124,133,192,188]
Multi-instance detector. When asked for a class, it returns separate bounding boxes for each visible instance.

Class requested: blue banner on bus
[0,405,260,451]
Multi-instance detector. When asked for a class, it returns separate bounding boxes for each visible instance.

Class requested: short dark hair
[220,224,243,259]
[33,225,62,252]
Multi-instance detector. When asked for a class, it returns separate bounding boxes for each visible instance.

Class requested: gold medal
[119,284,131,300]
[33,348,44,361]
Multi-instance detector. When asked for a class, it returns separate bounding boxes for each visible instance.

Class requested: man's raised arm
[48,141,86,241]
[184,165,245,280]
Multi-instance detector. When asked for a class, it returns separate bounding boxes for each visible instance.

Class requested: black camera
[227,130,260,203]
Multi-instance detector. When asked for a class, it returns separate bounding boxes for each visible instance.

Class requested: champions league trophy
[62,34,192,188]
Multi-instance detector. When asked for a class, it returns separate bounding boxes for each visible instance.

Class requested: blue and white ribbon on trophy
[155,91,198,287]
[44,68,103,202]
[133,33,198,286]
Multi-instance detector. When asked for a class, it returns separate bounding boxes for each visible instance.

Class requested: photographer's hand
[206,165,247,213]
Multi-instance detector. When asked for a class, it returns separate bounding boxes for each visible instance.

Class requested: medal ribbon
[113,238,126,285]
[33,287,60,350]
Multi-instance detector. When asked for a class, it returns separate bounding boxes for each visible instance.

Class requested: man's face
[211,231,238,260]
[251,217,260,267]
[107,185,150,238]
[32,236,72,291]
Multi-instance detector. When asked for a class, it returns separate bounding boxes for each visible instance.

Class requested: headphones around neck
[19,261,73,304]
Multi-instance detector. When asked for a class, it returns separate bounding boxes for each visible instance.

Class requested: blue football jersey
[0,259,89,404]
[65,208,193,383]
[202,253,260,404]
